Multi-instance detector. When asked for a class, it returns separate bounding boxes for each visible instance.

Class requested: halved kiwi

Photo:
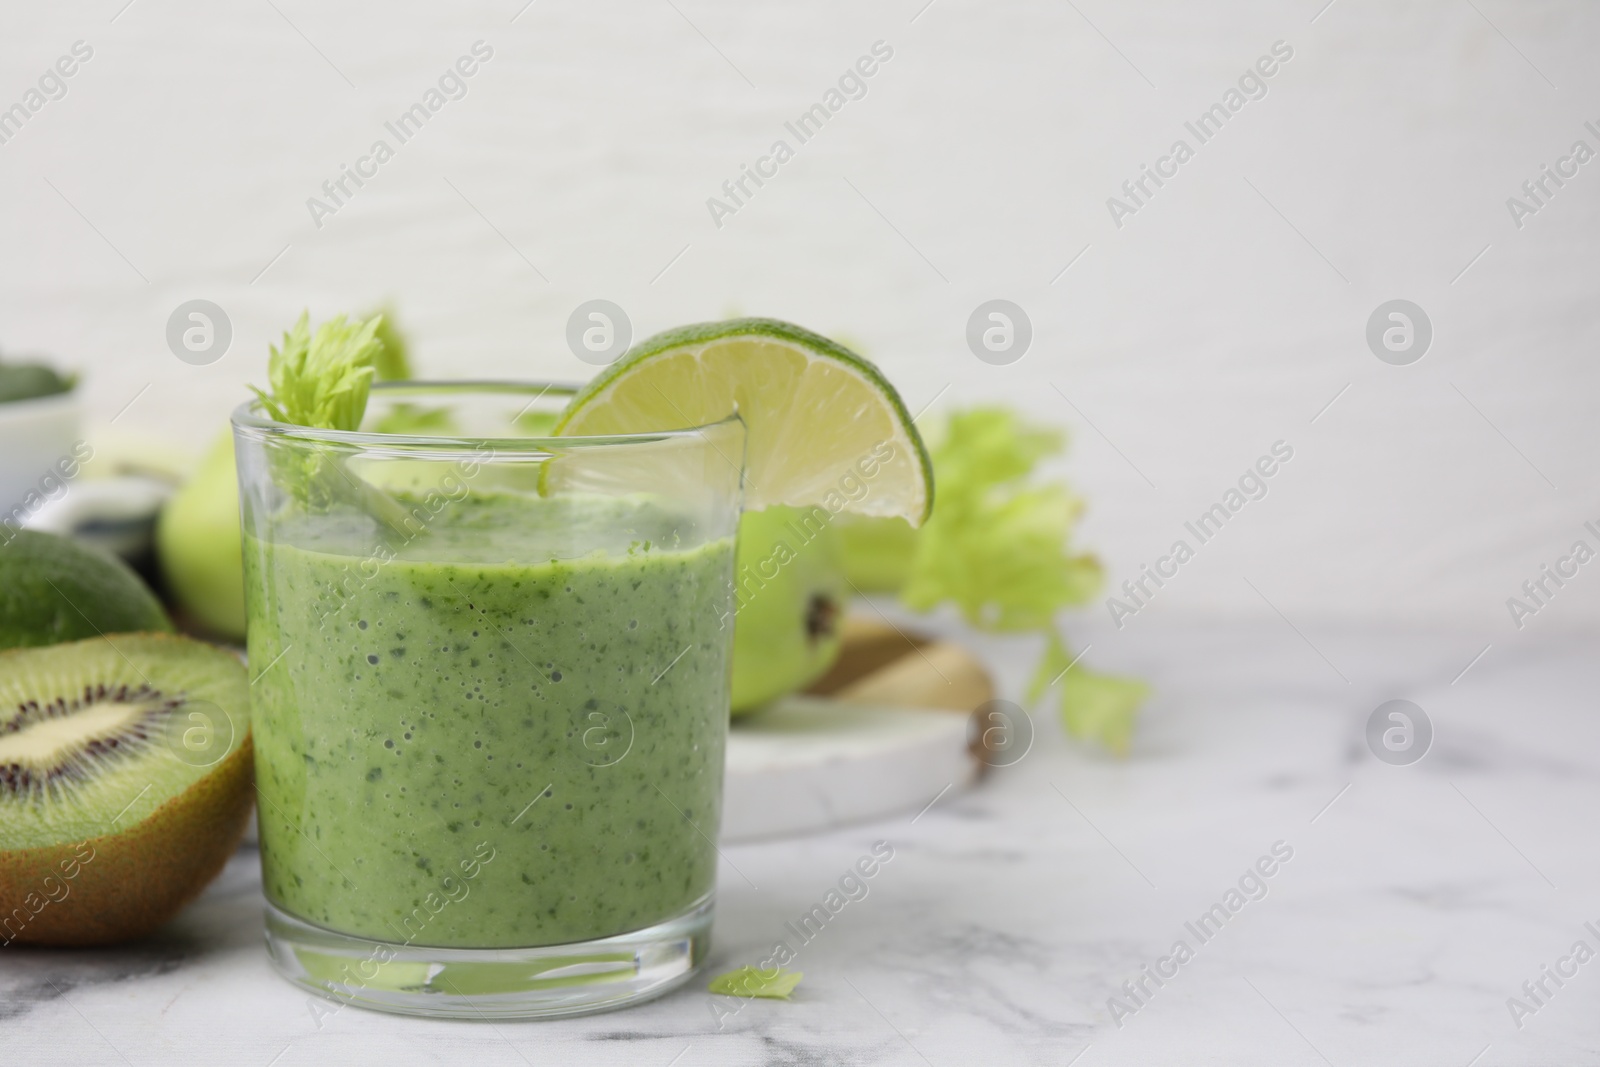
[0,633,253,945]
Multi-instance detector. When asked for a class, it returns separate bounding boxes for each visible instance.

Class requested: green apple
[833,513,917,593]
[155,431,245,640]
[729,506,849,715]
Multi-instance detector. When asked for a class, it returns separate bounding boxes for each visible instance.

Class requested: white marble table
[4,619,1597,1066]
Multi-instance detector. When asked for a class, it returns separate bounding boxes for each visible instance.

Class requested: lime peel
[551,318,933,526]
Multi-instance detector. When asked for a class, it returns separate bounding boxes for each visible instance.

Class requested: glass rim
[231,379,744,453]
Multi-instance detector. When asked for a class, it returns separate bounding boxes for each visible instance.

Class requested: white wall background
[3,0,1598,638]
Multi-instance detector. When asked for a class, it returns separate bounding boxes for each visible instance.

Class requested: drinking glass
[233,382,743,1018]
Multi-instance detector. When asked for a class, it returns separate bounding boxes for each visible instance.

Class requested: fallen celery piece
[708,965,803,999]
[1028,632,1148,756]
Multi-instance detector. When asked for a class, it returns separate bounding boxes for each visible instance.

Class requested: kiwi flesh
[0,633,252,945]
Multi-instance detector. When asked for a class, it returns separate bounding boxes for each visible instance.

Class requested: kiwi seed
[0,682,189,798]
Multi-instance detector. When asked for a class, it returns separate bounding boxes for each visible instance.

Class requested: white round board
[721,694,978,843]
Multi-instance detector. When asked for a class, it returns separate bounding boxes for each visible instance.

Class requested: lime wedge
[552,318,933,524]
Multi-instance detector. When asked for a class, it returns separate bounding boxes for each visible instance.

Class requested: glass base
[264,895,713,1019]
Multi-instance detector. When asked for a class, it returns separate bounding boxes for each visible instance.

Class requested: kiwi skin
[0,736,253,946]
[0,635,255,946]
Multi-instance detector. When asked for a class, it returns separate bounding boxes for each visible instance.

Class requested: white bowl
[0,391,82,525]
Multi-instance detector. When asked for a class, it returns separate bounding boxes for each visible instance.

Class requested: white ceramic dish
[722,695,977,842]
[0,390,81,521]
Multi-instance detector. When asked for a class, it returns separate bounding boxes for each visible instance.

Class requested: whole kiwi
[0,530,173,652]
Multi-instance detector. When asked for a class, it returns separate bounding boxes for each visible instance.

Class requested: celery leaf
[841,406,1149,754]
[250,311,383,432]
[708,966,803,999]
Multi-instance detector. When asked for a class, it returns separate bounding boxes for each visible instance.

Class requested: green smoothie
[244,491,734,949]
